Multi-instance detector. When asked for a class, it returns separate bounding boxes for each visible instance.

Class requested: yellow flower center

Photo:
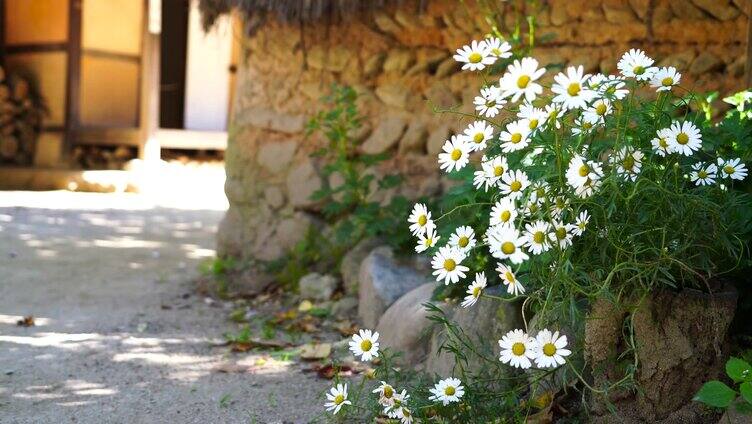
[555,227,567,240]
[533,231,545,244]
[698,170,708,179]
[505,271,515,283]
[383,386,393,398]
[512,342,526,356]
[334,394,345,405]
[659,138,668,148]
[418,215,427,226]
[458,236,470,248]
[494,165,504,177]
[510,181,522,192]
[536,188,546,197]
[469,52,483,64]
[677,133,689,145]
[567,83,581,96]
[633,65,645,75]
[595,103,607,116]
[511,133,522,144]
[582,121,593,130]
[451,149,462,161]
[473,132,485,143]
[424,238,433,246]
[517,75,531,88]
[402,408,411,417]
[486,100,496,108]
[443,259,456,271]
[622,155,635,171]
[529,119,539,129]
[472,286,481,298]
[501,241,516,255]
[549,110,558,120]
[500,210,511,222]
[529,203,539,213]
[661,77,674,87]
[555,198,565,209]
[445,386,456,396]
[491,48,502,56]
[360,340,372,351]
[724,165,735,175]
[578,164,590,177]
[543,342,557,356]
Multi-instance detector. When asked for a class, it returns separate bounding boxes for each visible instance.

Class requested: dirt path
[0,191,328,423]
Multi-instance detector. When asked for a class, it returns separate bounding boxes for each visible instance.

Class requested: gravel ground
[0,191,329,424]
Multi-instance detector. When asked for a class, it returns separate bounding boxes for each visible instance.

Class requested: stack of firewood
[0,66,44,165]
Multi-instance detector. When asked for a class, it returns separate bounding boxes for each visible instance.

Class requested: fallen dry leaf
[16,316,34,327]
[213,362,248,373]
[306,363,355,379]
[298,300,313,312]
[300,343,331,360]
[334,320,358,336]
[229,338,290,352]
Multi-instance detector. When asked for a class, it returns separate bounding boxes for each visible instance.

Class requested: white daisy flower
[431,246,469,285]
[325,383,352,414]
[586,73,608,91]
[463,120,494,152]
[474,86,506,118]
[490,197,518,226]
[549,220,574,249]
[571,210,590,236]
[429,377,464,406]
[530,181,549,205]
[349,329,380,361]
[408,203,435,236]
[602,75,629,100]
[523,220,551,255]
[449,225,477,252]
[544,104,562,129]
[474,155,508,191]
[650,66,681,92]
[397,406,414,424]
[667,121,702,156]
[650,128,673,156]
[566,155,602,190]
[499,170,531,200]
[571,113,600,136]
[583,98,612,123]
[487,223,529,264]
[523,197,542,217]
[549,195,570,220]
[690,162,717,186]
[611,147,644,182]
[372,381,396,407]
[496,263,525,296]
[499,119,532,153]
[518,103,547,134]
[575,177,602,199]
[717,157,748,181]
[415,227,440,253]
[384,389,410,419]
[461,272,487,308]
[438,135,471,172]
[498,329,538,369]
[453,40,495,71]
[617,48,656,81]
[533,329,572,368]
[551,65,596,111]
[499,57,546,102]
[485,37,512,59]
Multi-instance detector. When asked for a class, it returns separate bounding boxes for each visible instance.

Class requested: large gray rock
[358,246,431,327]
[376,283,438,366]
[690,0,740,20]
[256,140,297,173]
[398,120,428,155]
[299,273,338,301]
[375,83,409,109]
[285,158,322,207]
[424,286,523,380]
[340,238,383,295]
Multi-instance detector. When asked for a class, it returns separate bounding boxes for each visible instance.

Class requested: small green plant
[694,357,752,414]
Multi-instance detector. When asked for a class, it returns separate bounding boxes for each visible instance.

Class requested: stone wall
[217,0,750,262]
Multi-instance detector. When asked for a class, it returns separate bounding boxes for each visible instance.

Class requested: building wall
[217,0,750,261]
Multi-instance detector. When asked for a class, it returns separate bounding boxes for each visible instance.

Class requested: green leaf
[726,357,752,383]
[740,382,752,405]
[693,381,737,408]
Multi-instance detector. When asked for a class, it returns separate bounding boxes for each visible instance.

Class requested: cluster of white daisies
[325,328,466,421]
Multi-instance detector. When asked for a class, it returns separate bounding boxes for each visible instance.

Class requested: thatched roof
[199,0,426,30]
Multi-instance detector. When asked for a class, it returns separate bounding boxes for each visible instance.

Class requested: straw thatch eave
[198,0,427,31]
